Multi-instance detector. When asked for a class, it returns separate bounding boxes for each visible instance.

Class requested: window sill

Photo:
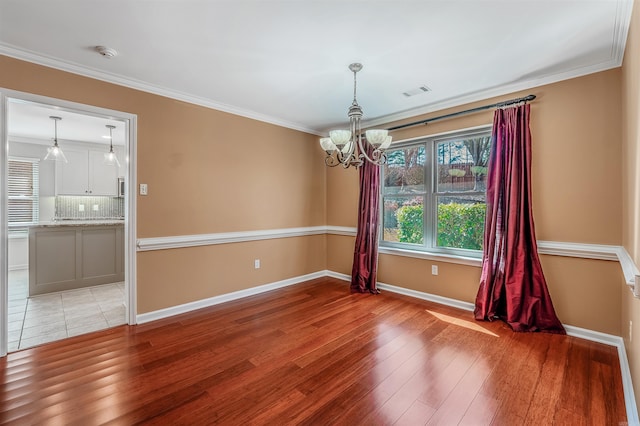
[378,246,482,267]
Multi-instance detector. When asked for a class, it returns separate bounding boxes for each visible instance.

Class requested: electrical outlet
[254,259,260,269]
[140,184,148,195]
[92,204,99,211]
[79,204,85,212]
[431,265,438,275]
[630,321,633,342]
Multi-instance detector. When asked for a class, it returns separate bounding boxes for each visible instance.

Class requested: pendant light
[104,124,121,167]
[43,116,68,163]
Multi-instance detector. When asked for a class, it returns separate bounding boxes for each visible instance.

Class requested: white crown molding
[0,44,320,137]
[613,0,635,67]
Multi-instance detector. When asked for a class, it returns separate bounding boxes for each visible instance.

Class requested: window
[381,128,491,257]
[8,157,39,226]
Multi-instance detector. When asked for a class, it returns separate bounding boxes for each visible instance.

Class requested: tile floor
[8,270,126,352]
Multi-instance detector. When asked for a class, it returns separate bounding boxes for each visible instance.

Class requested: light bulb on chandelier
[319,63,392,168]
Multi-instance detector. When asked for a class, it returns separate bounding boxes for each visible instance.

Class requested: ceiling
[0,0,633,139]
[8,100,126,146]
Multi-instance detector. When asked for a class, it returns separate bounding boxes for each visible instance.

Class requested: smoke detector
[95,46,118,58]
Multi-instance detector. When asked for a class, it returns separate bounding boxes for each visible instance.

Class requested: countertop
[29,220,125,228]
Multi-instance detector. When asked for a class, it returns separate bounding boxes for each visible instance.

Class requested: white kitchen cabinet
[56,147,119,196]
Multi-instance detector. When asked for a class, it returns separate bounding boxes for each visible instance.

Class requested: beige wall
[327,70,625,335]
[138,236,326,313]
[0,55,327,314]
[622,0,640,411]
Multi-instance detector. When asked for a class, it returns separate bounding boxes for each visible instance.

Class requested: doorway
[0,90,137,355]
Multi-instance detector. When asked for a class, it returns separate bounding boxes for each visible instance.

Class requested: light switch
[140,184,148,195]
[79,204,85,212]
[92,204,99,211]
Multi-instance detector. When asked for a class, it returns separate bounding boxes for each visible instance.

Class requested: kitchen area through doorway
[6,99,129,351]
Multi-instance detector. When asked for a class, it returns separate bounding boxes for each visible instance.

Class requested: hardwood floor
[0,277,627,425]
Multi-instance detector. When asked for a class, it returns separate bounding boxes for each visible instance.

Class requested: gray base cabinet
[29,224,124,296]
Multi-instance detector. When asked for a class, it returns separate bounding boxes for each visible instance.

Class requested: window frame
[380,125,492,259]
[8,156,40,230]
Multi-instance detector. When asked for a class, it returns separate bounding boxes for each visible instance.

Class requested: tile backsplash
[55,196,124,220]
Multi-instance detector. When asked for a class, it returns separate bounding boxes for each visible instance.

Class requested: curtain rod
[386,94,536,132]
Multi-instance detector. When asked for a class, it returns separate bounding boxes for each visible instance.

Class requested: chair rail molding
[137,227,640,297]
[136,226,327,251]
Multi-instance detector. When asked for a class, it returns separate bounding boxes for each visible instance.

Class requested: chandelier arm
[356,136,385,165]
[324,155,341,167]
[336,147,353,166]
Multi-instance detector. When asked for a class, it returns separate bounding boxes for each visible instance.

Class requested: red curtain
[351,145,381,294]
[474,104,565,334]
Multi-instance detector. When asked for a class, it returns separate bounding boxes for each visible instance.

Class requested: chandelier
[319,63,392,168]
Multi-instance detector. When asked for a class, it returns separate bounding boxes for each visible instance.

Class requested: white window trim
[380,125,492,258]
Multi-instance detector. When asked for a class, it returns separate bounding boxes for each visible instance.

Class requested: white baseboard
[328,271,477,312]
[617,339,640,426]
[136,270,327,324]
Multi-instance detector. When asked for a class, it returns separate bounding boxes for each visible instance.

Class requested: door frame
[0,89,138,356]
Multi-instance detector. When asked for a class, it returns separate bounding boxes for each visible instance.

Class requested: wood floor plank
[0,278,628,424]
[522,334,570,425]
[558,339,592,416]
[395,400,436,426]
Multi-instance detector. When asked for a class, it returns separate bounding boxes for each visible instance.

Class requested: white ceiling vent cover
[403,86,431,97]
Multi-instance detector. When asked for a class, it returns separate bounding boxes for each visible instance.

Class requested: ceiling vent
[403,86,431,97]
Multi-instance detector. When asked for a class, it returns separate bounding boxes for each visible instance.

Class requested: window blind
[8,157,39,225]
